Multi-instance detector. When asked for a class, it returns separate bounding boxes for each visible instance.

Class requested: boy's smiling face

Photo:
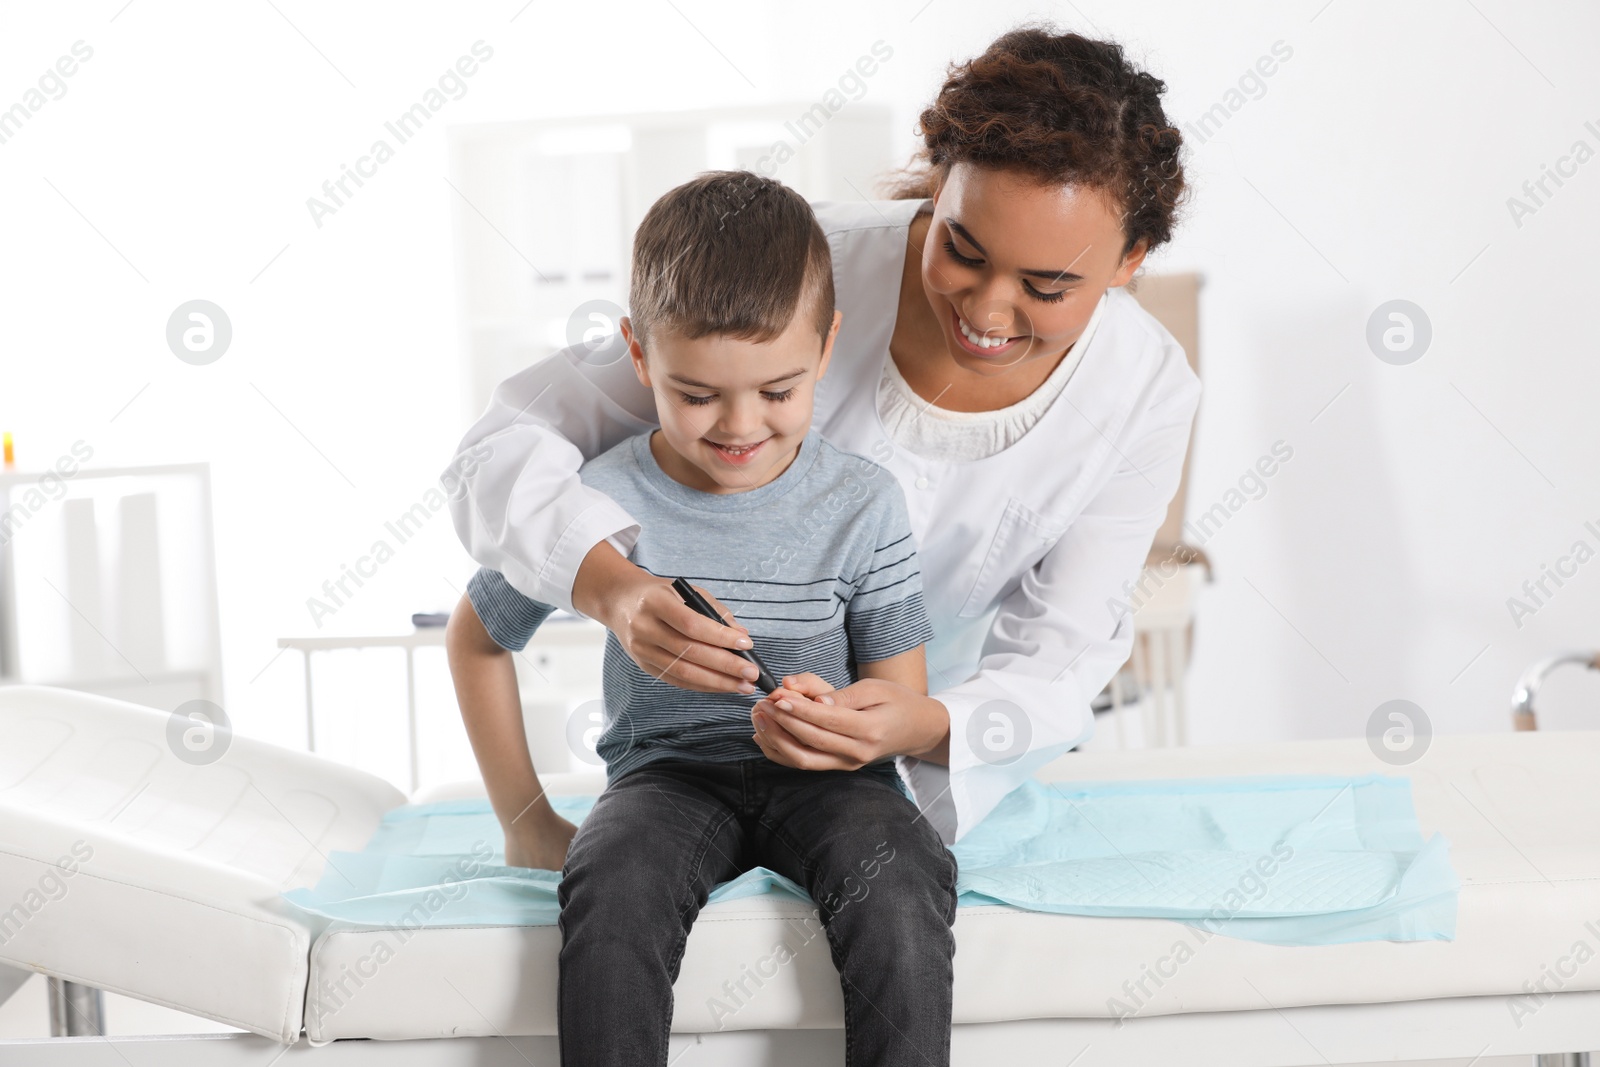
[623,304,841,495]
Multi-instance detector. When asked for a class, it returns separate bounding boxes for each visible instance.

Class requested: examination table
[3,684,1599,1066]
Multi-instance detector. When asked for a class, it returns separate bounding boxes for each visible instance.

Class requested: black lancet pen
[671,577,780,694]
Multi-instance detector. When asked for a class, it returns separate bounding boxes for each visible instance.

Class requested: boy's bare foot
[504,807,579,871]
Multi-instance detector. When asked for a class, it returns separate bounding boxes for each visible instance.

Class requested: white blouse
[876,292,1107,462]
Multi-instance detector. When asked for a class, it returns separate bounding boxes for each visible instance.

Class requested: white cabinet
[446,104,894,420]
[0,462,223,711]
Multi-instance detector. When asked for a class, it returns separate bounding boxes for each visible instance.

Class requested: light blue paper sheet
[283,773,1458,945]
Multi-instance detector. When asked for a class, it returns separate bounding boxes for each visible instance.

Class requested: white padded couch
[4,685,1600,1066]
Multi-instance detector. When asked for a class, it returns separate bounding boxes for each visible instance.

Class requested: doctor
[445,27,1200,845]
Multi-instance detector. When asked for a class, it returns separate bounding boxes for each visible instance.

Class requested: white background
[2,1,1597,785]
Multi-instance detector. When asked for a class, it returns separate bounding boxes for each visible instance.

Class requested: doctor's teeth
[958,316,1011,349]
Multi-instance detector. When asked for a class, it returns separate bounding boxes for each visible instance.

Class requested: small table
[277,620,605,792]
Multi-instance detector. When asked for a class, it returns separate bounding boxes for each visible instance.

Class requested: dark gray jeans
[556,758,958,1067]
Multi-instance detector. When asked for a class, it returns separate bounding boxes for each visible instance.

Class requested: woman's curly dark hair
[888,26,1186,258]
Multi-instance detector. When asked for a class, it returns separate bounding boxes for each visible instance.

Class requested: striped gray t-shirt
[467,431,933,782]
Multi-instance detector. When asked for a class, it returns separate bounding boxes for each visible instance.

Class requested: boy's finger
[787,673,838,702]
[816,680,886,711]
[768,691,853,735]
[768,687,835,714]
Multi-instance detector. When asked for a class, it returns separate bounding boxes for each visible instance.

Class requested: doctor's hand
[751,678,950,770]
[573,540,761,694]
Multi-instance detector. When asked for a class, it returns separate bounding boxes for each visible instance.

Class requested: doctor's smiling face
[621,301,841,496]
[919,161,1147,380]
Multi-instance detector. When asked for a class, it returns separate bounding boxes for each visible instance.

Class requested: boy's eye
[679,393,715,406]
[942,238,982,268]
[762,388,796,403]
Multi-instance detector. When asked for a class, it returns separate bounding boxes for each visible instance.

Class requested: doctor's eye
[942,239,982,268]
[678,393,716,406]
[761,388,796,403]
[1023,280,1070,304]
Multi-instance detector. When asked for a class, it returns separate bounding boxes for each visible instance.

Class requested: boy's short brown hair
[628,171,835,350]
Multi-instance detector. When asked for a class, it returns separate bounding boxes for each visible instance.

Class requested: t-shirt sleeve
[845,484,935,664]
[466,567,555,652]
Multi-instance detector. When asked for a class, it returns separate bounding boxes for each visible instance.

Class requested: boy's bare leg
[445,592,576,870]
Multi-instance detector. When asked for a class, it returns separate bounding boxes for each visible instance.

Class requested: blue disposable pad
[284,773,1457,945]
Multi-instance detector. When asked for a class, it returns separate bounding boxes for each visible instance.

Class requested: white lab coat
[445,197,1202,844]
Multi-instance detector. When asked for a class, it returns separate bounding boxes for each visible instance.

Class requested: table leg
[405,646,419,794]
[47,978,104,1037]
[302,649,316,752]
[1170,626,1189,747]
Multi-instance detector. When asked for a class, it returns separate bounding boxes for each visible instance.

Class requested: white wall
[1,0,1596,768]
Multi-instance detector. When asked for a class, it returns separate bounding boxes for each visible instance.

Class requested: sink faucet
[1511,651,1600,730]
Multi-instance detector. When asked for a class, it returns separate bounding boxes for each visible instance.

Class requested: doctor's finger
[658,598,752,650]
[692,586,747,632]
[766,691,860,738]
[643,628,759,686]
[640,642,754,693]
[753,710,855,771]
[763,703,871,763]
[750,712,796,764]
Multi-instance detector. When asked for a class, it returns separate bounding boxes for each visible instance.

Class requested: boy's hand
[750,675,836,738]
[776,673,836,702]
[752,677,950,770]
[503,808,579,872]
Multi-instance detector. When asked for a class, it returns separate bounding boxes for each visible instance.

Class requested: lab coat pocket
[957,497,1072,618]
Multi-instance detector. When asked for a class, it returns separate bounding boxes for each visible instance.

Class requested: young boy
[445,172,956,1067]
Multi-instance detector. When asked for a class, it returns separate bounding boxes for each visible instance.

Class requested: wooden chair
[1093,272,1209,748]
